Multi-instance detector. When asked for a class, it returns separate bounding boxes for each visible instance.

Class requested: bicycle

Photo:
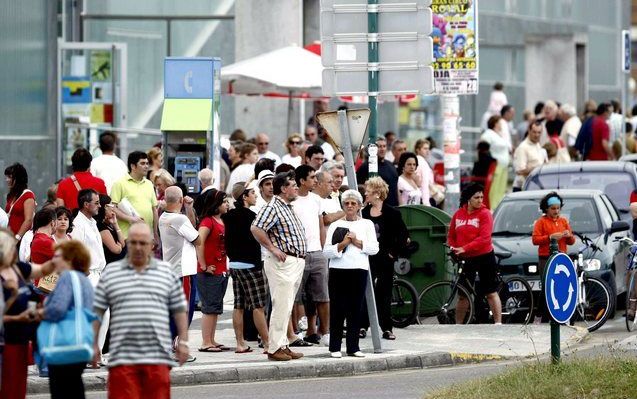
[390,275,419,328]
[621,236,637,332]
[568,233,614,332]
[417,246,534,325]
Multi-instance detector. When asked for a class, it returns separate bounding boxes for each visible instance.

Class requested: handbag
[332,227,350,253]
[37,271,97,365]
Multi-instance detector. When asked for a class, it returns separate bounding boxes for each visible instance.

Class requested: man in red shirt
[587,103,614,161]
[56,148,107,210]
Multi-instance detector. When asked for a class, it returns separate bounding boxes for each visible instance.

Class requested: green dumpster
[396,205,452,295]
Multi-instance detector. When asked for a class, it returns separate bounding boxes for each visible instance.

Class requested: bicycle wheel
[498,277,534,324]
[418,281,474,324]
[573,276,612,332]
[390,279,419,328]
[626,271,637,332]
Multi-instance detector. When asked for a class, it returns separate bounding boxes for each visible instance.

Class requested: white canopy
[221,46,324,98]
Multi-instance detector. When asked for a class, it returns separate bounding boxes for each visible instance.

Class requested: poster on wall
[431,0,479,95]
[91,51,111,81]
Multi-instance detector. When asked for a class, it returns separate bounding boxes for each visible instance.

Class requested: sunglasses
[290,141,302,145]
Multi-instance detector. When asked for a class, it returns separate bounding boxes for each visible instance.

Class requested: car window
[493,198,601,235]
[599,194,619,221]
[525,172,635,211]
[595,196,613,227]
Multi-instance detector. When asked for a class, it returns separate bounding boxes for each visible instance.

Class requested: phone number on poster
[433,61,477,70]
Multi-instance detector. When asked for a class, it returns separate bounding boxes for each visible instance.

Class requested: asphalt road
[27,315,636,399]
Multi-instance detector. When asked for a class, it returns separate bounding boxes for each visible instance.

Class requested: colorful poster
[431,0,479,95]
[62,77,92,103]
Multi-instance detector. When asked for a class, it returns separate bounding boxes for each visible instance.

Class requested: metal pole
[442,94,460,214]
[548,238,560,364]
[338,110,382,353]
[368,0,379,177]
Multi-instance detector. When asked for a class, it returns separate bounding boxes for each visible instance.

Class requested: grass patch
[426,356,637,399]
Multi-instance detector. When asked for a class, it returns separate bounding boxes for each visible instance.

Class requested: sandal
[198,346,222,353]
[290,338,313,347]
[213,344,231,351]
[235,346,253,354]
[382,331,396,340]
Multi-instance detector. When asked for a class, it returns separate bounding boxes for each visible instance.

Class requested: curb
[27,351,455,394]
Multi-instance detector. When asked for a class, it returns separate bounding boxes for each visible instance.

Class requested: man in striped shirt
[251,171,307,361]
[93,222,189,399]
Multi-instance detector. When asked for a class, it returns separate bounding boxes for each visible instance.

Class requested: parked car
[492,190,631,301]
[619,153,637,165]
[522,161,637,222]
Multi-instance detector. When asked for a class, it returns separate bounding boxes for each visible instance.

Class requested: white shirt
[320,196,342,215]
[560,116,582,147]
[0,208,7,229]
[323,218,379,270]
[159,211,199,277]
[292,192,322,252]
[321,142,336,161]
[416,155,433,204]
[497,119,513,152]
[398,176,423,205]
[227,163,255,190]
[71,212,106,272]
[512,138,547,188]
[281,154,302,167]
[258,151,281,166]
[480,129,510,166]
[18,230,34,262]
[90,154,128,194]
[609,112,623,144]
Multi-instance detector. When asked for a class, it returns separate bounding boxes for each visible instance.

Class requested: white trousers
[88,269,109,351]
[263,254,305,354]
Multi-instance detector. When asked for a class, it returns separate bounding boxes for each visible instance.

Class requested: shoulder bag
[37,271,97,365]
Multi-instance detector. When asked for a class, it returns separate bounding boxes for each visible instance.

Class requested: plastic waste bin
[396,205,452,296]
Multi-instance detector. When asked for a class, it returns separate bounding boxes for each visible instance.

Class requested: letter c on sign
[184,71,193,94]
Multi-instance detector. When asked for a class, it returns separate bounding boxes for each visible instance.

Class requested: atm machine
[160,57,222,196]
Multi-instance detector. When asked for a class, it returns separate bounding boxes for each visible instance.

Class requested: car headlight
[581,259,601,271]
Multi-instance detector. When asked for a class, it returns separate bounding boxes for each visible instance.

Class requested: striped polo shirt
[94,258,187,368]
[253,196,307,258]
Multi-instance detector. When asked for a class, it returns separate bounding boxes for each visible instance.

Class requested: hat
[257,170,275,187]
[232,182,249,201]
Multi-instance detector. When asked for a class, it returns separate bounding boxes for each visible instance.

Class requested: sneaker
[268,349,292,361]
[347,351,365,358]
[304,333,321,345]
[320,333,330,347]
[330,351,342,358]
[298,316,308,331]
[282,347,304,360]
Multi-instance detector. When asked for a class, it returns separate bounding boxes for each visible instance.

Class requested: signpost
[544,249,579,363]
[621,30,630,156]
[431,0,479,214]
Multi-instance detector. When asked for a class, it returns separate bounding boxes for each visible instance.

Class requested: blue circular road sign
[544,253,578,324]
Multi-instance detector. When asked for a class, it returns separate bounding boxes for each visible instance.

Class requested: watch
[15,234,21,241]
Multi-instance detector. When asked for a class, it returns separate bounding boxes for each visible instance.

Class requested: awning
[160,98,213,131]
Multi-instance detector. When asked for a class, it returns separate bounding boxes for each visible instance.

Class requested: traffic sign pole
[548,238,560,363]
[368,0,379,176]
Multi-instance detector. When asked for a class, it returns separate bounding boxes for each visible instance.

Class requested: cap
[232,182,249,201]
[257,170,275,187]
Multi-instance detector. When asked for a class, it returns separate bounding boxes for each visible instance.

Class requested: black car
[492,189,631,300]
[522,161,637,222]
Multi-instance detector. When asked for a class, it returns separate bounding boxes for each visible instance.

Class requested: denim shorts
[196,272,228,314]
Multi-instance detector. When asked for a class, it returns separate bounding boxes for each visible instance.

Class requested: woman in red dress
[4,163,35,241]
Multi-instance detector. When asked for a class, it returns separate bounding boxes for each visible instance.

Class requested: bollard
[548,238,560,364]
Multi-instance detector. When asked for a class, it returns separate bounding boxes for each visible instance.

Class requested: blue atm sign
[164,57,221,99]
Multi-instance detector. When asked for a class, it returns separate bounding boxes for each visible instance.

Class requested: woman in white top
[415,139,434,206]
[324,189,379,358]
[280,134,303,168]
[397,152,423,206]
[479,115,510,209]
[226,143,258,190]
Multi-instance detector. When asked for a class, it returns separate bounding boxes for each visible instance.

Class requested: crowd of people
[0,121,418,398]
[475,82,636,209]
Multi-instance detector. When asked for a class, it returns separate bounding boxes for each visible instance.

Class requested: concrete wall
[525,35,577,108]
[233,0,304,150]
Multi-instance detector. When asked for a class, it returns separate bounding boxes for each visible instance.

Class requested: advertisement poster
[62,77,92,103]
[431,0,479,95]
[91,51,111,81]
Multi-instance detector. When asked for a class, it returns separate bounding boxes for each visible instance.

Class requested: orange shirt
[532,215,576,257]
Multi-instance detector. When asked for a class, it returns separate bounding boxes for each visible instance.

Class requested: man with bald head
[256,133,282,166]
[159,186,201,339]
[94,222,190,398]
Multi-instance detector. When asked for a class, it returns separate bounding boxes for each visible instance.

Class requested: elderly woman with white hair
[323,189,379,358]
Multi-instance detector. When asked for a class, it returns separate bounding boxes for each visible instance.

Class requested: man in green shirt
[110,151,159,241]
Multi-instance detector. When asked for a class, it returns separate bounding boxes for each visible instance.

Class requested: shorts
[196,272,228,314]
[230,267,268,310]
[458,251,499,295]
[295,251,329,303]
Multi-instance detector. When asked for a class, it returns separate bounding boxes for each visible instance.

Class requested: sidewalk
[27,304,588,394]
